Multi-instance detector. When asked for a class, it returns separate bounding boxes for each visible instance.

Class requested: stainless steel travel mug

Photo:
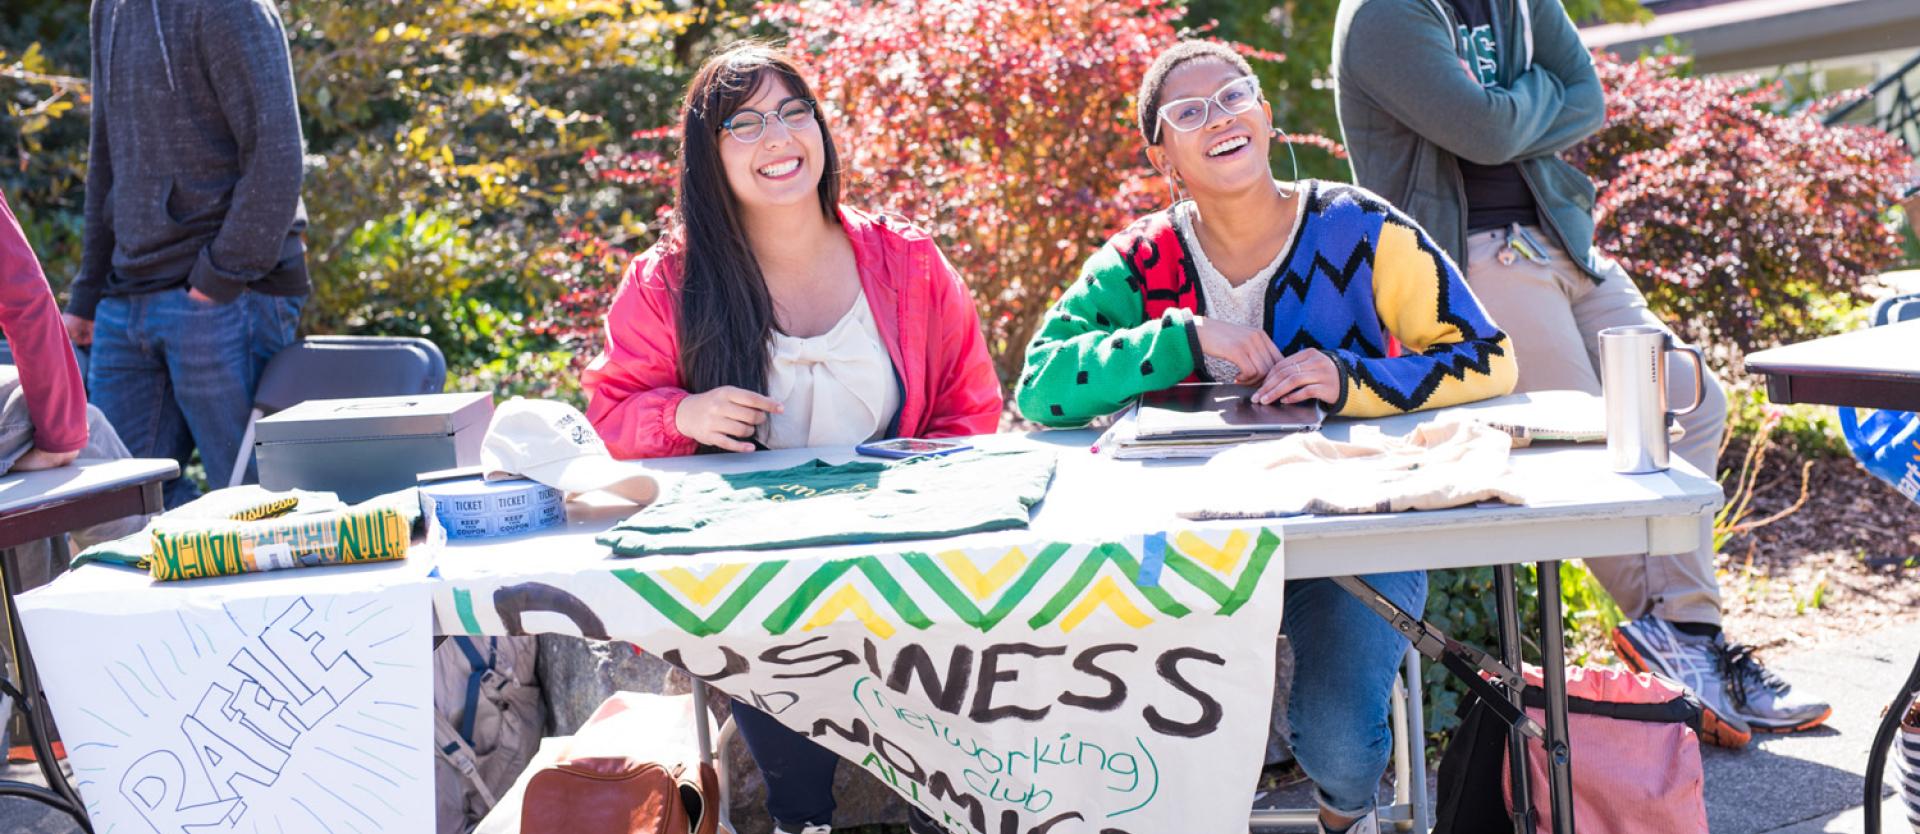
[1599,325,1706,473]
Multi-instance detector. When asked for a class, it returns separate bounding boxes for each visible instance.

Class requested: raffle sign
[19,574,435,833]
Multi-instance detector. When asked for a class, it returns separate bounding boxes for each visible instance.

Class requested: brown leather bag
[520,692,719,834]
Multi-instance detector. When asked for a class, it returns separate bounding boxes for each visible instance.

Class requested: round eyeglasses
[721,97,818,144]
[1156,77,1262,139]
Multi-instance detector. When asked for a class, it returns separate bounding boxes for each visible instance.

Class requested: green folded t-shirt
[597,449,1058,556]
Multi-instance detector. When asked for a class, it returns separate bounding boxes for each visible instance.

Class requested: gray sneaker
[1316,810,1378,834]
[773,824,831,834]
[1716,640,1833,734]
[1612,615,1753,747]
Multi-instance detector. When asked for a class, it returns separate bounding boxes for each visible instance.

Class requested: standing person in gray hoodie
[61,0,308,508]
[1331,0,1831,746]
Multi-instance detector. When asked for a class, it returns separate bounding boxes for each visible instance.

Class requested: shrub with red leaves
[770,0,1192,383]
[539,0,1345,385]
[1568,53,1911,355]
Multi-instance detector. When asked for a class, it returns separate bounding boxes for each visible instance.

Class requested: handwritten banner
[20,581,434,833]
[440,527,1285,833]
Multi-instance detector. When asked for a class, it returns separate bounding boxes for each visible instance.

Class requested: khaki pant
[1465,227,1728,626]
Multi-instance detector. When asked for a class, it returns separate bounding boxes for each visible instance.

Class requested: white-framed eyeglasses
[720,97,818,144]
[1155,76,1262,140]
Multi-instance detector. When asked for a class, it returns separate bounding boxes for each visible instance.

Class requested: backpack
[435,636,545,834]
[1434,665,1708,834]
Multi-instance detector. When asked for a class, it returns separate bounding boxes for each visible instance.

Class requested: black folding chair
[229,335,447,487]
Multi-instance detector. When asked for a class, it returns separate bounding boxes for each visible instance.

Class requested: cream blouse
[1173,194,1306,382]
[757,291,901,449]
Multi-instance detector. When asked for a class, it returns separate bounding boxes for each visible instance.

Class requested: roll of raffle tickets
[420,476,566,539]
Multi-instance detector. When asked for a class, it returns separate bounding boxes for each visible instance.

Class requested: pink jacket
[584,207,1003,459]
[0,188,87,453]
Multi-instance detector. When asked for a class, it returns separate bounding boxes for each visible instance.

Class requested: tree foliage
[770,0,1203,383]
[284,0,719,386]
[1,0,93,284]
[1568,52,1911,354]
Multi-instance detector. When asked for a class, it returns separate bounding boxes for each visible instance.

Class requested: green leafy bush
[1421,562,1623,738]
[0,0,91,287]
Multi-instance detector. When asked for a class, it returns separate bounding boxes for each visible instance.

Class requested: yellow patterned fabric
[148,506,410,581]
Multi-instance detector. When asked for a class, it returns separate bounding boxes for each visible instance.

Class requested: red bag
[1435,665,1707,834]
[520,693,719,834]
[1502,666,1709,834]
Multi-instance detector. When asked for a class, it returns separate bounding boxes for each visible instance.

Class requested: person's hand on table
[675,386,782,453]
[1252,348,1340,405]
[62,313,92,346]
[10,447,81,473]
[1193,315,1282,384]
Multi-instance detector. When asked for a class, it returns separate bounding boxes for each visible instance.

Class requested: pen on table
[1089,421,1119,455]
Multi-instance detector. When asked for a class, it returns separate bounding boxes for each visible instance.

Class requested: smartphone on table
[854,438,973,459]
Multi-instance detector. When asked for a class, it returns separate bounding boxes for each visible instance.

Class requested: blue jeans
[1283,571,1425,817]
[88,288,304,507]
[731,702,839,828]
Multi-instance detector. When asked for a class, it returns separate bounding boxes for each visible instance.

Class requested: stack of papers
[1455,390,1605,443]
[1096,384,1326,460]
[1101,416,1265,459]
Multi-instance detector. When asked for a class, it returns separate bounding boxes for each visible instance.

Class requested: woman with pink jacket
[0,187,88,472]
[580,43,1000,834]
[583,49,1000,461]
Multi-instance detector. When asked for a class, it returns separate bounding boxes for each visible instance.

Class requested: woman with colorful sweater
[583,44,1000,834]
[1017,42,1516,834]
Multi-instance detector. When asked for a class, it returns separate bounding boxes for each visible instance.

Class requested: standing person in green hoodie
[1331,0,1831,746]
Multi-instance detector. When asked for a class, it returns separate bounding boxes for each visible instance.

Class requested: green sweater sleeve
[1509,0,1606,162]
[1015,244,1201,427]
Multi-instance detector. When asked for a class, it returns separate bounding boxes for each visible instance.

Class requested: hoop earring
[1163,170,1184,211]
[1270,124,1302,197]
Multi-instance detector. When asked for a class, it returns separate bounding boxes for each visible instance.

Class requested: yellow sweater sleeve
[1333,219,1517,418]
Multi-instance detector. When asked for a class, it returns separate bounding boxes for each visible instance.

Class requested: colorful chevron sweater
[1016,181,1517,425]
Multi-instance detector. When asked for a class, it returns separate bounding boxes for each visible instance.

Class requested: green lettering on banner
[899,543,1071,632]
[1027,544,1191,630]
[861,751,898,786]
[452,587,482,635]
[611,561,787,637]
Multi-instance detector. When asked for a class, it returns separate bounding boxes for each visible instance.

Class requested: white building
[1581,0,1920,146]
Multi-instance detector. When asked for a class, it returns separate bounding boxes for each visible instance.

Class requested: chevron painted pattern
[444,527,1282,640]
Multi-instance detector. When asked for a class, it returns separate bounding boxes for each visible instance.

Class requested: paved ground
[6,620,1919,832]
[0,758,80,834]
[1253,619,1920,832]
[1704,618,1920,834]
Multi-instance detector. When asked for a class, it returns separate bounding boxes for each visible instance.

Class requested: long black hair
[674,43,843,400]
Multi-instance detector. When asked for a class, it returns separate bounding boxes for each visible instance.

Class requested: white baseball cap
[481,398,659,503]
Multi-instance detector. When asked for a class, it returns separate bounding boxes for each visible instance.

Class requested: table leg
[1,542,92,830]
[1404,647,1430,834]
[1494,564,1533,834]
[692,680,714,769]
[1863,650,1920,834]
[1536,562,1574,834]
